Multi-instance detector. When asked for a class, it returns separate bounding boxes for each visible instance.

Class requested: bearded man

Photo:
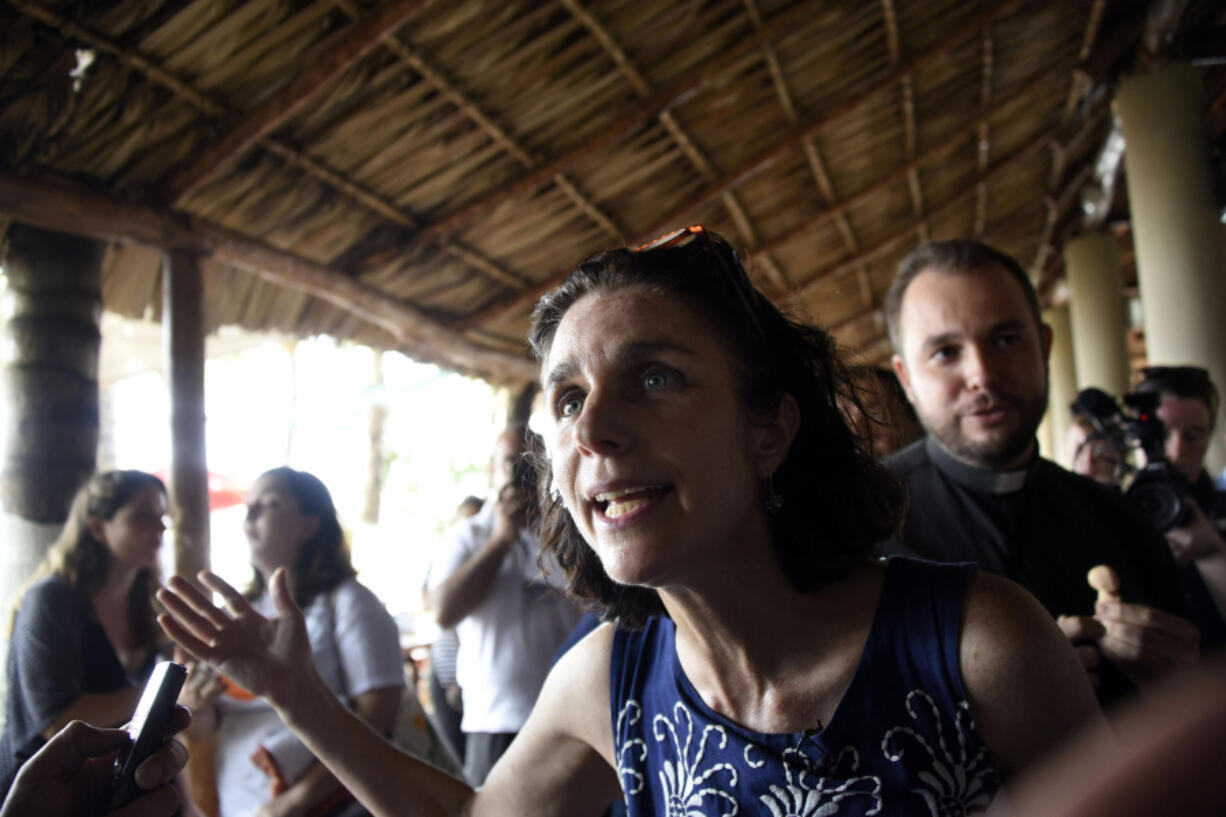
[877,240,1197,708]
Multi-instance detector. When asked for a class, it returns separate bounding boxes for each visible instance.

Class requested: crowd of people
[2,227,1223,816]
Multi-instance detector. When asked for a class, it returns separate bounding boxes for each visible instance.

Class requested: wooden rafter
[975,27,994,238]
[412,0,832,246]
[789,116,1092,339]
[455,0,1037,331]
[6,0,527,292]
[329,0,628,251]
[163,0,430,203]
[0,170,537,382]
[742,0,839,295]
[1062,0,1107,122]
[1030,99,1110,276]
[880,0,929,245]
[558,0,784,288]
[754,55,1074,264]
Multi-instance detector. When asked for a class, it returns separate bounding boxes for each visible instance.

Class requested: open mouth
[592,485,672,519]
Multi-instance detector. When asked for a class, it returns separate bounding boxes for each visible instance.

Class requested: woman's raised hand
[157,568,312,705]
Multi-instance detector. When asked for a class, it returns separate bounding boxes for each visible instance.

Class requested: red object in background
[153,470,247,510]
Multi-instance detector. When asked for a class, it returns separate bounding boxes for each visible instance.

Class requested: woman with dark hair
[189,467,405,817]
[0,470,170,795]
[160,228,1104,815]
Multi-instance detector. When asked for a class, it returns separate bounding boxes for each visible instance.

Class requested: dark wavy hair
[528,228,905,628]
[11,470,166,646]
[244,467,356,609]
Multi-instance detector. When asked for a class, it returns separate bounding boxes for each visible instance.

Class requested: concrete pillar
[1117,63,1226,473]
[1044,305,1078,469]
[1065,233,1130,398]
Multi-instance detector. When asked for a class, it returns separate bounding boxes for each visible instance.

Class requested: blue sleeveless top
[609,558,1001,815]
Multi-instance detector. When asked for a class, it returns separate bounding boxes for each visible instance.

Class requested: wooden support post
[162,250,210,581]
[508,382,538,429]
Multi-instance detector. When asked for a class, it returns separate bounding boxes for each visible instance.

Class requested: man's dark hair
[528,228,905,629]
[885,240,1042,353]
[1134,366,1220,428]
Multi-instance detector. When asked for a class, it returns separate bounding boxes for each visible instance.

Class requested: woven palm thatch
[1,0,1223,382]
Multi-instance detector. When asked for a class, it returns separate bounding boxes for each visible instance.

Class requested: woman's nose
[574,389,632,456]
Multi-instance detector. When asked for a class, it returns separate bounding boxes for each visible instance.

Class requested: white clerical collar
[926,435,1036,494]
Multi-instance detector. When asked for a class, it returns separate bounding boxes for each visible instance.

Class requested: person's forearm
[431,535,514,629]
[274,670,473,817]
[42,687,143,738]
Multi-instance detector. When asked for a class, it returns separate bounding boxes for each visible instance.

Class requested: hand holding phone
[105,661,187,812]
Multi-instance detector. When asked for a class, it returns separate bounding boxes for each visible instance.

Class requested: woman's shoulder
[19,576,82,616]
[327,576,397,631]
[329,575,384,609]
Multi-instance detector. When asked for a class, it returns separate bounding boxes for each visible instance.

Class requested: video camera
[1071,387,1189,532]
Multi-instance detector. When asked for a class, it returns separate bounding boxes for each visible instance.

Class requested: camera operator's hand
[1165,499,1225,566]
[491,481,532,545]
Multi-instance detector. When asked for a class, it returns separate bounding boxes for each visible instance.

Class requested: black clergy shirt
[878,436,1189,706]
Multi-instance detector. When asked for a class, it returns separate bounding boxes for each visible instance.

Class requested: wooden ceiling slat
[975,27,994,238]
[328,0,627,251]
[413,0,832,247]
[7,0,522,294]
[456,0,1039,332]
[786,119,1061,305]
[163,0,431,203]
[560,0,782,287]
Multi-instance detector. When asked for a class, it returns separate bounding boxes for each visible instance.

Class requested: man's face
[892,265,1052,471]
[1156,394,1212,483]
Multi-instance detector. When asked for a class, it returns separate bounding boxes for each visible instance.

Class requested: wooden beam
[413,0,832,244]
[561,0,779,284]
[784,122,1058,304]
[164,0,431,203]
[453,0,1037,331]
[0,170,538,382]
[7,0,522,293]
[750,54,1074,260]
[975,27,994,238]
[330,0,627,247]
[163,249,210,581]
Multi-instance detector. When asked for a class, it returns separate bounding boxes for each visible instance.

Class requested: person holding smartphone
[0,710,191,817]
[1,471,175,797]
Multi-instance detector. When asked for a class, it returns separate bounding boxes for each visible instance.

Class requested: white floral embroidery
[617,700,648,796]
[882,691,996,816]
[652,702,740,816]
[759,745,883,817]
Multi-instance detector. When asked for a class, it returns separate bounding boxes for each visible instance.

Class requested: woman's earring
[765,477,784,515]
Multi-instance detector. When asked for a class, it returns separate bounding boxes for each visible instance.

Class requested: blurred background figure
[1068,388,1127,486]
[192,467,405,817]
[840,365,925,460]
[1133,366,1226,651]
[0,471,179,798]
[426,426,579,787]
[418,495,486,773]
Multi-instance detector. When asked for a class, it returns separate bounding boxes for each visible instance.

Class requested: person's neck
[92,563,139,611]
[660,537,875,733]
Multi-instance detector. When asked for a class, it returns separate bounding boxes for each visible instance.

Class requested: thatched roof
[2,0,1223,383]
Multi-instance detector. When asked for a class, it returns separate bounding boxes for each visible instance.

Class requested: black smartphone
[105,660,187,812]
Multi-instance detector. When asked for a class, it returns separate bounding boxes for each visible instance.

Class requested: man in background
[878,239,1197,707]
[1134,366,1226,649]
[427,426,579,786]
